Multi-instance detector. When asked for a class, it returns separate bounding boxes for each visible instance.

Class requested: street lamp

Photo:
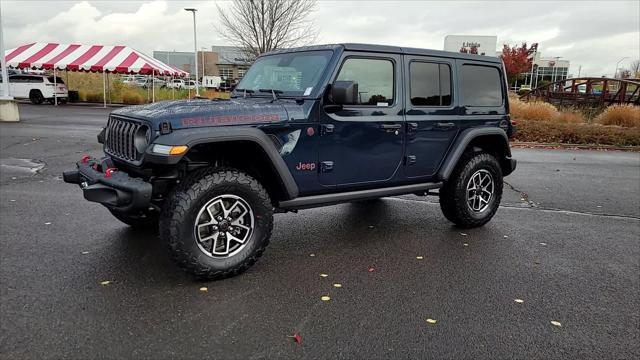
[184,8,200,96]
[0,3,11,99]
[614,57,628,79]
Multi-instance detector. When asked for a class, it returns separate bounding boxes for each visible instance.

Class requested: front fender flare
[437,127,512,181]
[146,127,299,199]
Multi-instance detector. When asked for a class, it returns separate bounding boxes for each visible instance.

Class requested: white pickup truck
[9,74,68,104]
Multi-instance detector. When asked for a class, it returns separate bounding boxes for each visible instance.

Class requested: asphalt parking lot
[1,103,639,359]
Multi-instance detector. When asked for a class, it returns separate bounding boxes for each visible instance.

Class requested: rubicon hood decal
[181,113,281,127]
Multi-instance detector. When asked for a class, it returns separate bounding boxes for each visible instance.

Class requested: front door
[403,56,459,179]
[318,54,404,187]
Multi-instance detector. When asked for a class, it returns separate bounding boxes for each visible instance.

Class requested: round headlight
[134,126,151,153]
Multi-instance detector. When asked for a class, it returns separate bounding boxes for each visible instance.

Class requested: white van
[9,74,68,104]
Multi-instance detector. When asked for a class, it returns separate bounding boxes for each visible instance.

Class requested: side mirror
[331,80,358,105]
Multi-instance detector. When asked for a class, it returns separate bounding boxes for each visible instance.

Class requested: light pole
[184,8,200,96]
[0,3,11,99]
[614,57,628,78]
[528,50,537,86]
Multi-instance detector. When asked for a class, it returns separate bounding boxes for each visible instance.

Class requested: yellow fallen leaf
[320,273,328,278]
[333,283,342,288]
[199,287,208,292]
[426,318,437,324]
[321,296,331,301]
[309,253,316,257]
[514,299,524,303]
[463,243,469,247]
[100,281,111,286]
[551,320,562,327]
[416,256,424,260]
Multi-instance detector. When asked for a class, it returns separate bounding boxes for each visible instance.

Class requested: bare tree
[628,59,640,78]
[216,0,318,61]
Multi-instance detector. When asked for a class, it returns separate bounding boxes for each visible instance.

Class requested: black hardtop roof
[263,43,502,63]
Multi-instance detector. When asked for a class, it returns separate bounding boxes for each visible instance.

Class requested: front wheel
[439,152,503,228]
[160,169,273,280]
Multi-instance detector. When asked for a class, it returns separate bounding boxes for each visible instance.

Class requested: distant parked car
[9,74,68,104]
[122,75,145,86]
[134,77,166,88]
[183,80,199,90]
[518,84,532,94]
[166,79,185,89]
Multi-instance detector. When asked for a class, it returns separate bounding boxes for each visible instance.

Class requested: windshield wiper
[259,88,283,101]
[234,88,255,98]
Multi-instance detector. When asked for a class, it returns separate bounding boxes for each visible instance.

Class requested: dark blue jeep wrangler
[64,44,516,280]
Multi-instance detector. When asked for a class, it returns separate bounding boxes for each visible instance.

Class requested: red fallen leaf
[368,267,375,272]
[287,333,302,344]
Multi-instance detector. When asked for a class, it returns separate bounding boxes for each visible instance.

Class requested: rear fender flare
[438,127,512,181]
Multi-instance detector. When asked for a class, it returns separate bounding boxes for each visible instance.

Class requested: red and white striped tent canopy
[4,42,189,77]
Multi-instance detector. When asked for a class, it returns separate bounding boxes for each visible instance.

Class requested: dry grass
[514,120,640,146]
[556,111,585,124]
[64,71,230,104]
[510,96,562,122]
[594,105,640,128]
[510,95,640,146]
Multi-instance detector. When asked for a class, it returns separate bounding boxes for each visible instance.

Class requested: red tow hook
[105,168,117,178]
[81,155,91,164]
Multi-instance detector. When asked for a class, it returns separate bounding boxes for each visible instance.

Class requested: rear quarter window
[461,64,503,107]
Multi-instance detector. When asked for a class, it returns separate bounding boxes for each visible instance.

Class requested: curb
[511,142,640,152]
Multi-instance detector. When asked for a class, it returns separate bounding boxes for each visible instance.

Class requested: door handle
[435,122,456,129]
[380,124,402,130]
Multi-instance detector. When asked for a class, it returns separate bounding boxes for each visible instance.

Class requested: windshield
[235,50,333,96]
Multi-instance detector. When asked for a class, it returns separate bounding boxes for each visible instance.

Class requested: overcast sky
[2,0,639,76]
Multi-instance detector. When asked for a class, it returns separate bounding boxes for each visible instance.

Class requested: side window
[336,58,394,106]
[410,62,452,106]
[9,76,25,83]
[461,65,503,106]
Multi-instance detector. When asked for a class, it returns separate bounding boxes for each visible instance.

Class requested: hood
[110,98,289,130]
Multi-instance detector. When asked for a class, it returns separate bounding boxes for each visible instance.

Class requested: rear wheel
[439,152,503,228]
[160,168,273,280]
[29,90,44,104]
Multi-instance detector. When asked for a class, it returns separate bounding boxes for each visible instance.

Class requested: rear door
[403,56,459,178]
[318,53,404,187]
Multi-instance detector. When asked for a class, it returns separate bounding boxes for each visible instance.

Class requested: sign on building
[443,35,498,56]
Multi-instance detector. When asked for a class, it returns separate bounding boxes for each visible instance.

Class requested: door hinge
[320,161,334,172]
[407,122,418,133]
[406,155,416,165]
[320,124,334,135]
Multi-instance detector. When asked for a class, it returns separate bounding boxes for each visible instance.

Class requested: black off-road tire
[160,168,273,281]
[109,209,159,230]
[439,151,503,228]
[29,90,44,104]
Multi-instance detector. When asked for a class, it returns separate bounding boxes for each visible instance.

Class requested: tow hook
[105,168,118,178]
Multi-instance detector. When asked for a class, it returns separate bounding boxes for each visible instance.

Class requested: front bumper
[63,156,152,213]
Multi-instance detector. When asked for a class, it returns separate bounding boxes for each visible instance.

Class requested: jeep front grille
[104,117,148,162]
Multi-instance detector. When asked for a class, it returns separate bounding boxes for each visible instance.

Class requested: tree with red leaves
[500,42,538,87]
